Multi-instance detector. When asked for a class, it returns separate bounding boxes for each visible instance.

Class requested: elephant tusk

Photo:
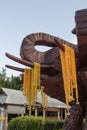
[5,65,24,72]
[5,53,53,69]
[5,52,34,68]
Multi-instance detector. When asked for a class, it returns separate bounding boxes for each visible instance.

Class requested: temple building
[0,88,67,130]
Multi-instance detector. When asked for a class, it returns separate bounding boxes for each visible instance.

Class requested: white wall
[7,105,26,114]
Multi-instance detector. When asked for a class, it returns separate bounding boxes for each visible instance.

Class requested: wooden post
[57,109,60,120]
[5,114,8,130]
[43,109,45,120]
[35,108,38,117]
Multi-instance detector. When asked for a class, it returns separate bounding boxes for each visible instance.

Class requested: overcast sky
[0,0,87,76]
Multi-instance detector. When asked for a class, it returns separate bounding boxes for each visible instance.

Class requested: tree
[5,75,23,90]
[0,68,7,88]
[0,68,23,90]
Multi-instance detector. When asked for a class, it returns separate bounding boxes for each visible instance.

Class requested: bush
[44,120,64,130]
[8,116,45,130]
[8,115,64,130]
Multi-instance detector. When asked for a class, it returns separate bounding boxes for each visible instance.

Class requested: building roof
[37,91,67,108]
[0,88,27,106]
[0,88,67,108]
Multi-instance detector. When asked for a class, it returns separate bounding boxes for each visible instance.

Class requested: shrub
[44,120,64,130]
[8,115,64,130]
[8,116,45,130]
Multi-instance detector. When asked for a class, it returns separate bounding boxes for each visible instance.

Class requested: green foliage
[8,116,64,130]
[5,75,23,90]
[0,68,23,90]
[0,68,7,88]
[8,116,45,130]
[44,120,64,130]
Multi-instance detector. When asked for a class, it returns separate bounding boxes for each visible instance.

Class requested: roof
[0,88,67,108]
[0,88,27,106]
[37,91,67,108]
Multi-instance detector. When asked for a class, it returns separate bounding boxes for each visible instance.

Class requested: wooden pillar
[57,109,60,120]
[35,108,38,117]
[65,108,67,119]
[21,114,24,117]
[5,114,8,130]
[43,109,45,120]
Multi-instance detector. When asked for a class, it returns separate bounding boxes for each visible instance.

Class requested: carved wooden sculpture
[5,9,87,130]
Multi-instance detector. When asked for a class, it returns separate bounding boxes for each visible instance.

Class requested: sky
[0,0,87,76]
